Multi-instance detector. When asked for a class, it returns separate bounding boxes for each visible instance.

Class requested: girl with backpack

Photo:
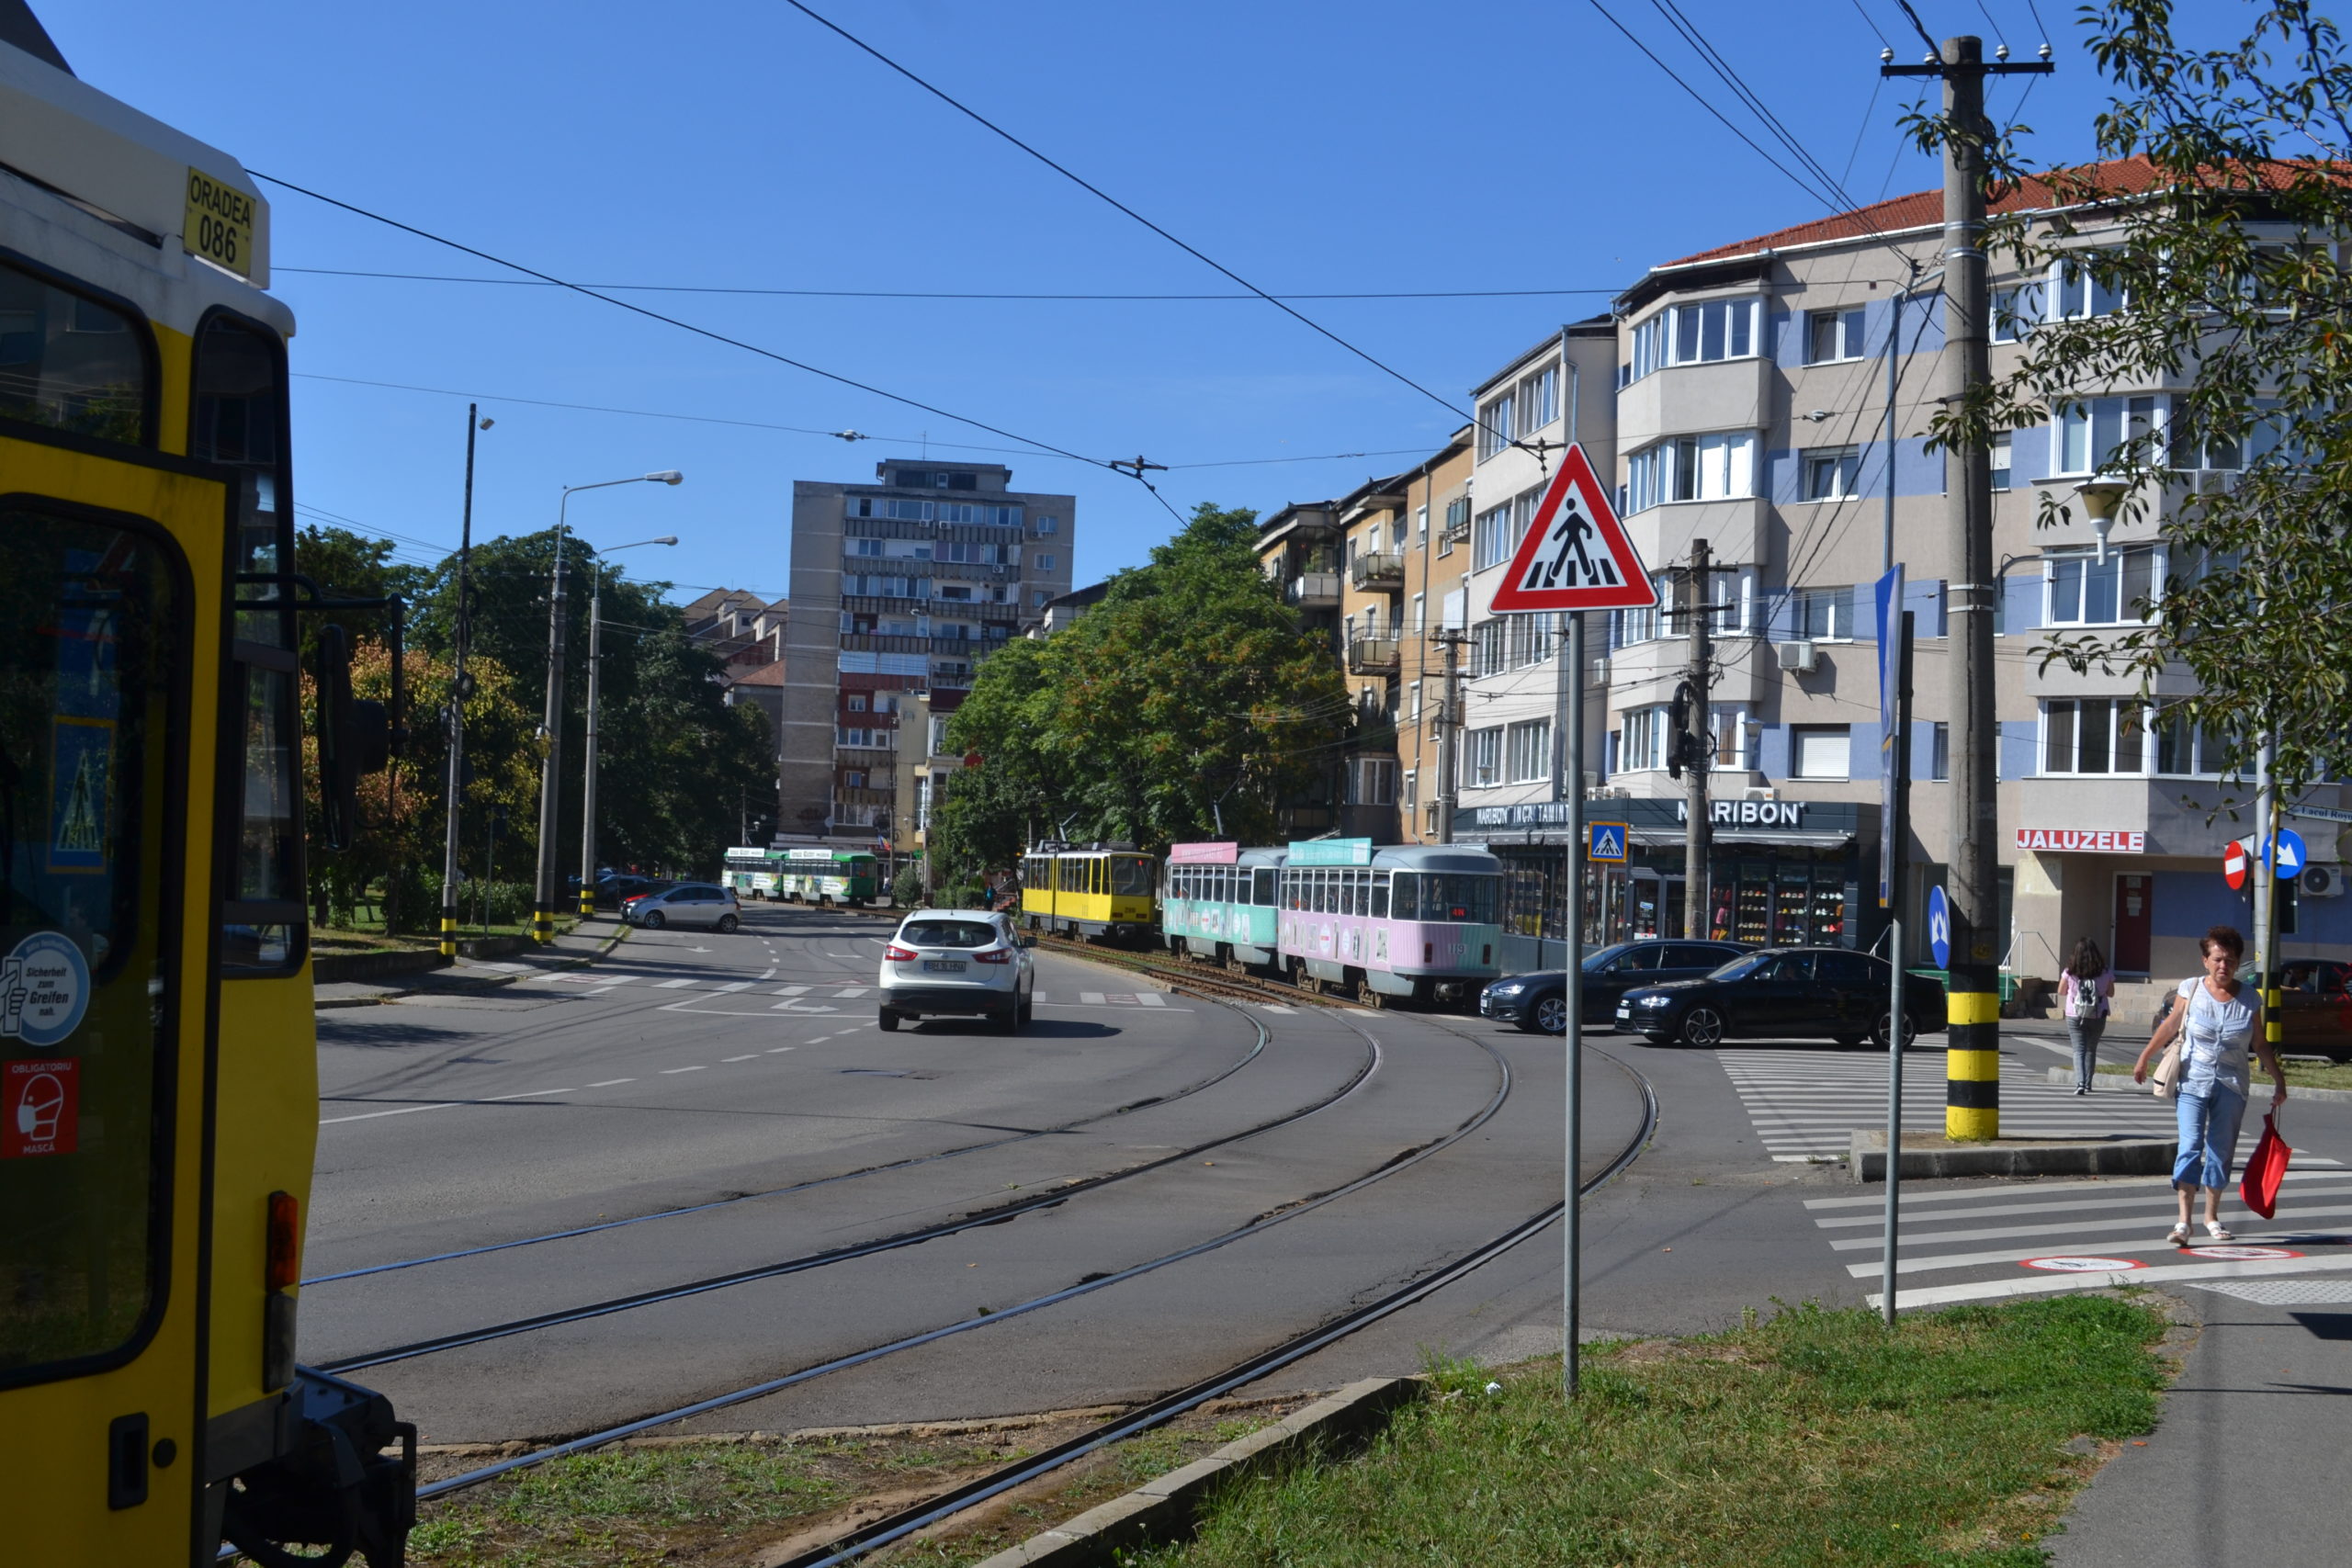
[2059,937,2114,1095]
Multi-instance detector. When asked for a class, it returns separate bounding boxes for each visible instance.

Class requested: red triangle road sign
[1487,443,1657,613]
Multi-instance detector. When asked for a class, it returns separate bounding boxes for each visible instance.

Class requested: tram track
[408,1036,1657,1568]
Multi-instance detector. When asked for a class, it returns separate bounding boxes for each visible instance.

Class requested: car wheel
[1873,1011,1917,1051]
[641,910,665,930]
[998,1005,1020,1036]
[878,1009,901,1032]
[1532,994,1569,1036]
[1678,1005,1726,1048]
[1833,1034,1866,1048]
[716,914,739,934]
[1018,987,1034,1025]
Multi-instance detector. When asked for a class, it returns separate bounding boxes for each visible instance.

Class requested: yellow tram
[1018,841,1159,942]
[0,21,413,1566]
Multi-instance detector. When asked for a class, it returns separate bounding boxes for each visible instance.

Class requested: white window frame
[1468,727,1503,787]
[1504,718,1553,784]
[1804,306,1869,365]
[1791,725,1852,781]
[1477,390,1515,459]
[2041,697,2150,776]
[1799,446,1863,502]
[1620,705,1670,772]
[1792,585,1856,642]
[2044,546,2165,626]
[1472,502,1514,570]
[1626,430,1757,513]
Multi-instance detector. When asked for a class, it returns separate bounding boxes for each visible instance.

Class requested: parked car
[1616,946,1948,1049]
[593,874,671,908]
[1479,939,1751,1034]
[622,882,741,932]
[878,908,1035,1033]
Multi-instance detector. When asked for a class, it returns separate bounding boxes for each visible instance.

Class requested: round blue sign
[2274,828,2309,877]
[1927,886,1951,969]
[2,931,91,1049]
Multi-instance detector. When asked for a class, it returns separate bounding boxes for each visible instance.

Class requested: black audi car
[1615,946,1948,1048]
[1479,939,1751,1034]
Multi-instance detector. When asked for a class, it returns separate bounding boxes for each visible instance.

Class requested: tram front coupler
[219,1367,416,1568]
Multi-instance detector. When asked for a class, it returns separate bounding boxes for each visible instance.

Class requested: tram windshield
[1110,856,1154,896]
[1390,872,1500,924]
[1,511,182,1379]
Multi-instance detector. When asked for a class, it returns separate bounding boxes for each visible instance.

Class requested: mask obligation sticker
[1,931,92,1048]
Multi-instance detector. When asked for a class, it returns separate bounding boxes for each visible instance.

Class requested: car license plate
[922,960,966,973]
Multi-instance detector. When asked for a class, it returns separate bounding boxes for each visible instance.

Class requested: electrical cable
[1646,0,1873,214]
[1973,0,2009,51]
[1847,0,1894,50]
[275,265,1617,303]
[773,0,1517,458]
[248,172,1185,522]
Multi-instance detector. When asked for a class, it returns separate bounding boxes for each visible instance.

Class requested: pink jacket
[2059,968,2113,1020]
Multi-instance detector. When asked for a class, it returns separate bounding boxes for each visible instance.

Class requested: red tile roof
[726,660,787,686]
[1656,155,2184,268]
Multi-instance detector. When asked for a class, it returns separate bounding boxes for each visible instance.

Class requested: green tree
[1921,1,2352,798]
[935,503,1347,882]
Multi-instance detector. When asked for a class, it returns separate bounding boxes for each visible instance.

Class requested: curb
[2054,1066,2352,1105]
[966,1376,1420,1568]
[312,924,629,1010]
[1849,1128,2175,1182]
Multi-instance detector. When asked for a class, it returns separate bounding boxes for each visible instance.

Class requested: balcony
[1347,635,1400,676]
[1349,551,1406,592]
[1287,571,1341,611]
[841,633,930,654]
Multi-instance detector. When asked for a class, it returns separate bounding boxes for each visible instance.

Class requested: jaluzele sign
[2015,829,2146,854]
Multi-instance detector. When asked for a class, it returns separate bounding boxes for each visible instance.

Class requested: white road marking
[715,981,753,992]
[486,1087,575,1100]
[773,1002,838,1013]
[1833,1202,2352,1254]
[834,986,870,998]
[775,985,810,996]
[588,975,635,986]
[1254,1003,1298,1015]
[321,1101,462,1125]
[1136,991,1167,1007]
[722,1055,759,1062]
[766,1047,796,1054]
[587,1078,635,1087]
[661,1066,707,1075]
[1874,1256,2352,1310]
[759,967,777,980]
[656,978,696,988]
[1814,1180,2352,1227]
[1081,991,1106,1005]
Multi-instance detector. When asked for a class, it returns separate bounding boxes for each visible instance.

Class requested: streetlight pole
[440,406,491,960]
[532,471,683,944]
[579,535,679,917]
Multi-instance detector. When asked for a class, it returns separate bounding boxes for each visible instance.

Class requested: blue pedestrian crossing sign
[1927,886,1951,968]
[1587,822,1630,863]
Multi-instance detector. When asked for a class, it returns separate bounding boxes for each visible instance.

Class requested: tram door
[1,432,226,1563]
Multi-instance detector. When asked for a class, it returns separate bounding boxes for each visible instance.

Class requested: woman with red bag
[2131,926,2289,1246]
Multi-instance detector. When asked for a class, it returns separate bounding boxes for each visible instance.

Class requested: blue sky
[52,1,2120,604]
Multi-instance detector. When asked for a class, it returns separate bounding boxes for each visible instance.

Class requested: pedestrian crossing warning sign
[1588,822,1630,863]
[1487,443,1657,613]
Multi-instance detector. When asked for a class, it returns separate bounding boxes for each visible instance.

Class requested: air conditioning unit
[2301,863,2346,897]
[1774,639,1820,674]
[1744,787,1778,802]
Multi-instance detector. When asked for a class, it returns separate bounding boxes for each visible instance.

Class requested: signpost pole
[1883,609,1914,1325]
[1563,609,1585,1399]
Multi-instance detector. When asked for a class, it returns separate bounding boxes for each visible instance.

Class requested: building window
[1931,721,1951,781]
[2044,698,2148,775]
[1991,281,2045,343]
[1345,756,1397,805]
[1804,307,1868,364]
[1991,431,2012,491]
[2053,394,2161,475]
[1793,585,1855,641]
[1411,592,1426,632]
[1477,390,1515,459]
[2153,703,2233,776]
[1505,719,1552,784]
[1472,502,1515,570]
[2047,547,2162,626]
[1673,298,1756,364]
[1710,706,1751,769]
[1801,446,1863,501]
[1625,431,1757,513]
[1622,705,1669,772]
[1470,617,1507,678]
[845,770,865,788]
[1032,589,1050,607]
[1035,553,1056,571]
[1791,725,1852,780]
[1468,727,1503,787]
[1517,364,1559,434]
[847,694,868,713]
[2052,254,2126,320]
[1401,769,1418,809]
[1034,514,1059,535]
[1408,680,1422,722]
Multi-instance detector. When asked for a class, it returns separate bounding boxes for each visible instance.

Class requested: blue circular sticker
[4,931,91,1049]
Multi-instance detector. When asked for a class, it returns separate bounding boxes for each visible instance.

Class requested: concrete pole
[439,404,477,960]
[1683,537,1713,939]
[1938,35,2003,1140]
[578,562,604,918]
[531,511,570,945]
[1437,630,1463,844]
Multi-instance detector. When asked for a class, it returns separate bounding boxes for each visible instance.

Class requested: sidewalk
[313,919,628,1008]
[2053,1280,2352,1568]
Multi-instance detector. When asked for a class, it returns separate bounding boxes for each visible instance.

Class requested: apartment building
[1449,157,2351,982]
[778,460,1074,838]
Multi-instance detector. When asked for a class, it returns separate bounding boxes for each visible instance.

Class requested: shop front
[1449,796,1876,961]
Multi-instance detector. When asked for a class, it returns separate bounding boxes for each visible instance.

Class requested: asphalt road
[300,903,1652,1442]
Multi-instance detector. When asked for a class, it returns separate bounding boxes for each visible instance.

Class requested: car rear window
[902,919,1001,949]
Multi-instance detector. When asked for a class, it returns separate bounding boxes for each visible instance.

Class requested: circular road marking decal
[2021,1255,2147,1272]
[2184,1245,2302,1261]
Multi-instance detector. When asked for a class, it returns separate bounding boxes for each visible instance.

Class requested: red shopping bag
[2241,1113,2290,1221]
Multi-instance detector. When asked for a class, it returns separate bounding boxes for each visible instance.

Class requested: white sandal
[2205,1221,2235,1242]
[2167,1223,2191,1246]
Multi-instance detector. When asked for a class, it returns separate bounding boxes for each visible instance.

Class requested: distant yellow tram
[0,19,413,1566]
[1019,841,1159,942]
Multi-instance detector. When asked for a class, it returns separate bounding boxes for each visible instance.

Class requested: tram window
[1418,874,1501,924]
[0,510,184,1383]
[1390,872,1419,919]
[192,314,290,651]
[220,657,301,971]
[0,264,152,445]
[1372,873,1390,919]
[1112,856,1153,897]
[1253,867,1276,906]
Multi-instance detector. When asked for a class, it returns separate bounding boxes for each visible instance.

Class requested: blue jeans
[2173,1081,2249,1190]
[2067,1017,2106,1089]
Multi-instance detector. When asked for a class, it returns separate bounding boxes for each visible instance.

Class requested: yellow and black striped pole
[1945,977,2001,1138]
[439,906,458,961]
[533,903,554,945]
[578,885,595,919]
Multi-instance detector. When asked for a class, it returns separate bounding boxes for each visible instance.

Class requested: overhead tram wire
[1646,0,1875,214]
[1847,0,1894,51]
[774,0,1521,461]
[246,173,1186,524]
[277,266,1621,302]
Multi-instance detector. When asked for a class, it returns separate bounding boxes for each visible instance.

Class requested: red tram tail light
[264,1190,301,1292]
[1423,942,1433,964]
[885,943,917,962]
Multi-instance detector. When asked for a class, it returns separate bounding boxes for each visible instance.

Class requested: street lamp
[2072,475,2132,564]
[579,534,680,917]
[531,471,684,944]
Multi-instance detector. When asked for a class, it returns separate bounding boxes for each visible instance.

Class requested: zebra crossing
[519,971,1185,1009]
[1804,1163,2352,1309]
[1716,1047,2188,1162]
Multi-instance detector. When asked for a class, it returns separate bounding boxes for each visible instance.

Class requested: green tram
[729,845,882,905]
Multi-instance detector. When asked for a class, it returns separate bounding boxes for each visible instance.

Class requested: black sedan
[1616,946,1948,1049]
[1479,939,1751,1034]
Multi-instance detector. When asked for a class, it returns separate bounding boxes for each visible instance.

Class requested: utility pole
[1435,628,1465,843]
[578,561,605,919]
[531,527,570,946]
[1679,539,1713,940]
[1884,34,2050,1140]
[439,405,482,960]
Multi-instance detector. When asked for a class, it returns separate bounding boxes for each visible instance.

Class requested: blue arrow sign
[2275,828,2308,877]
[1587,822,1629,863]
[1927,886,1951,969]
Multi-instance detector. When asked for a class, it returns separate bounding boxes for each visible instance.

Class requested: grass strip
[1133,1294,2171,1568]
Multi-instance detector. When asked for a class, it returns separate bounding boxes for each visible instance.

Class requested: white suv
[878,909,1035,1032]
